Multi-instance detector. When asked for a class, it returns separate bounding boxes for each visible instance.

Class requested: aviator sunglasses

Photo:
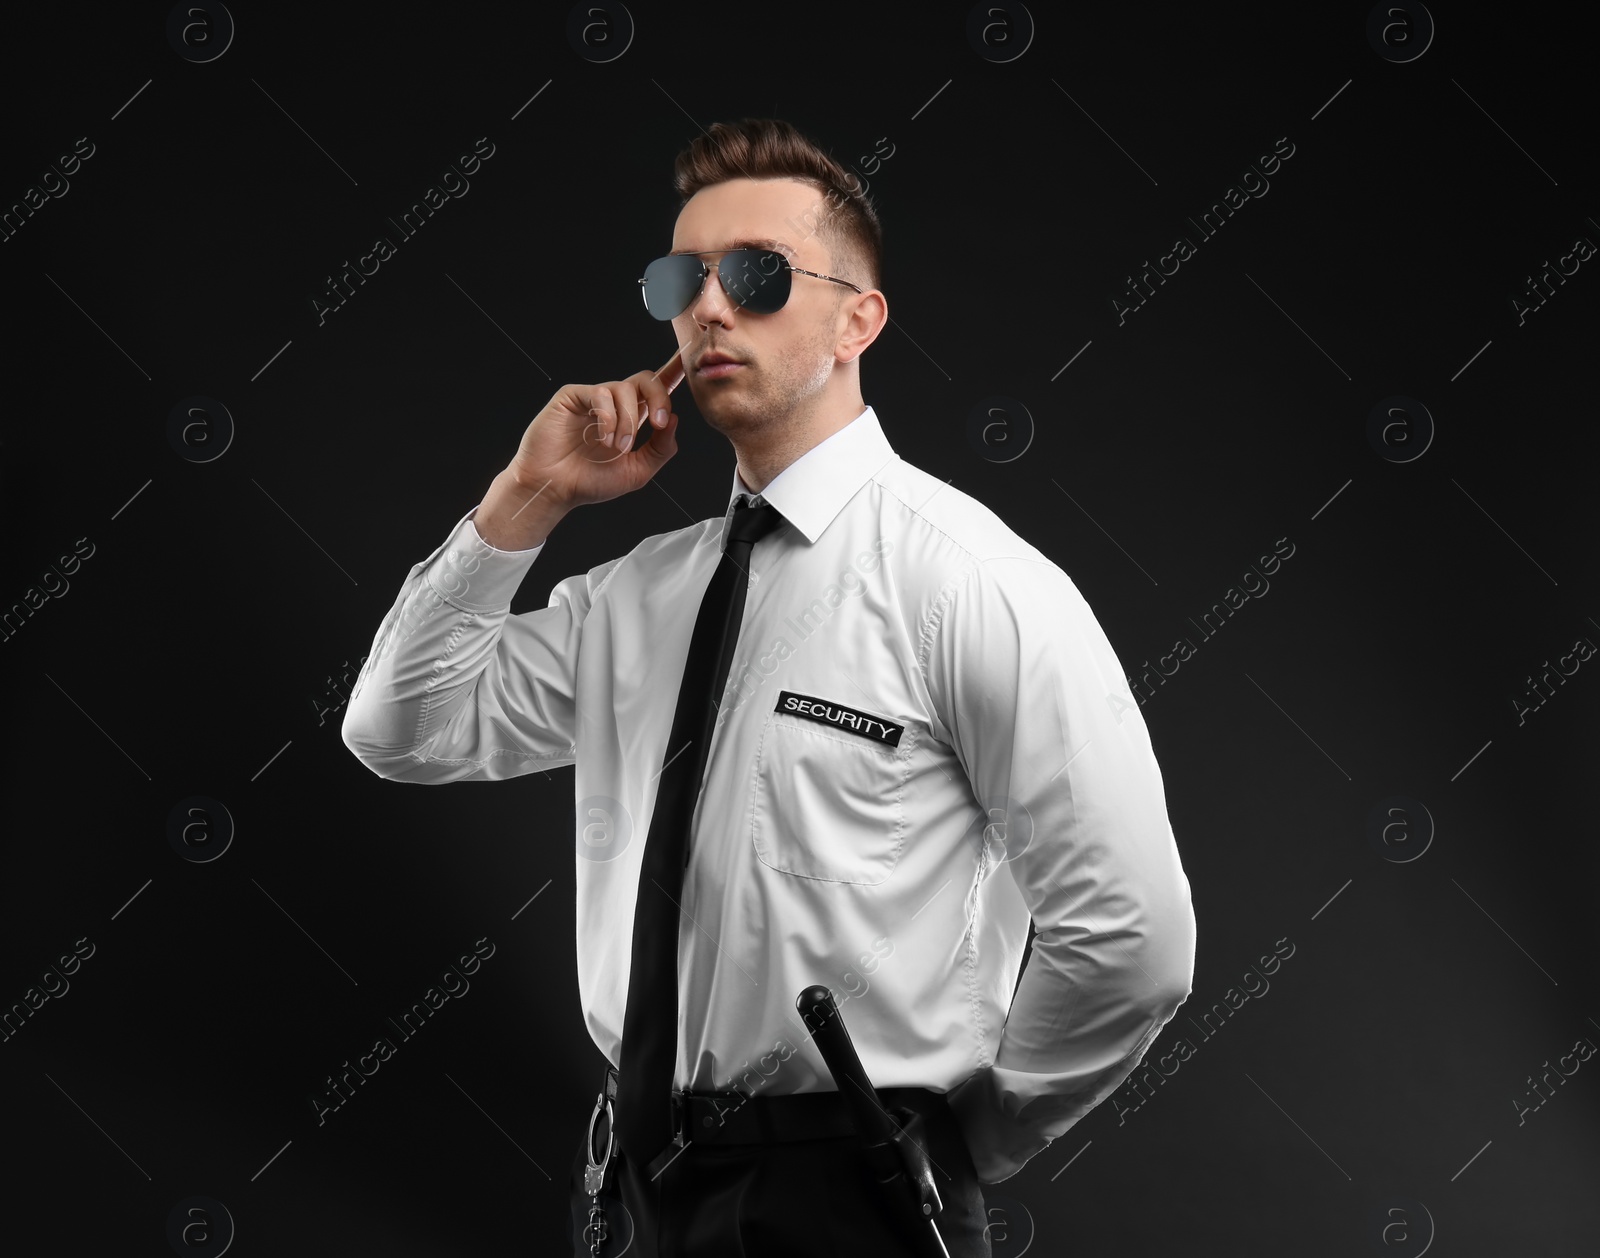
[638,247,862,320]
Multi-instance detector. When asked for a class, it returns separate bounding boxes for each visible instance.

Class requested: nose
[687,261,736,327]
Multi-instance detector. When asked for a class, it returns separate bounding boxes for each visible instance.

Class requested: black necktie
[616,494,787,1170]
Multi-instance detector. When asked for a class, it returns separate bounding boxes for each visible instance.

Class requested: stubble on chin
[696,362,770,426]
[698,388,765,443]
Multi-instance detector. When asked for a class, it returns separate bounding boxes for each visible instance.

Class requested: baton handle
[796,985,899,1144]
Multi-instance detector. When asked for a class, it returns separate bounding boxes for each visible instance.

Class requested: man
[343,117,1196,1257]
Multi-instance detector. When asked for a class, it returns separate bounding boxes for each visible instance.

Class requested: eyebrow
[670,237,795,257]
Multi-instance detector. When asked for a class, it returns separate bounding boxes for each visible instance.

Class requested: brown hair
[673,118,882,294]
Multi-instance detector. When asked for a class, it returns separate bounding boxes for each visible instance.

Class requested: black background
[1,2,1596,1255]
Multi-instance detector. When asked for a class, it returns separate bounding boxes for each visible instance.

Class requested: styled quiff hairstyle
[673,118,883,294]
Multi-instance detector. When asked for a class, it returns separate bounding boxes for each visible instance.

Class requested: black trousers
[566,1086,995,1257]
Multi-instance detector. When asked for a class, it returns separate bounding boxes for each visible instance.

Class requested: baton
[796,985,950,1258]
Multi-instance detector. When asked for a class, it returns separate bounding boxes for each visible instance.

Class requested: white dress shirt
[342,404,1196,1183]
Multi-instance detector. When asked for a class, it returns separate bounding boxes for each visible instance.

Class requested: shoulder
[869,455,1080,606]
[586,515,720,596]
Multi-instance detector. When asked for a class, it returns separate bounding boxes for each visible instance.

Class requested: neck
[734,383,865,497]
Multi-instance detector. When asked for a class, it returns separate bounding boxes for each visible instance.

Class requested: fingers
[585,348,688,453]
[584,385,616,451]
[585,385,639,452]
[655,347,687,397]
[616,379,647,451]
[626,349,686,447]
[636,350,684,437]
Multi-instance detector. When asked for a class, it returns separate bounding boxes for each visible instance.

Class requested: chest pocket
[750,703,915,885]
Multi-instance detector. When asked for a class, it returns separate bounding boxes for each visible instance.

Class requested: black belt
[602,1065,947,1146]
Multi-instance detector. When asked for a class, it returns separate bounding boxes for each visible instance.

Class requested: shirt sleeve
[926,554,1197,1184]
[341,505,622,783]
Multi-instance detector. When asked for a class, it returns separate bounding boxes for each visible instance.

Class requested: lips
[697,352,745,378]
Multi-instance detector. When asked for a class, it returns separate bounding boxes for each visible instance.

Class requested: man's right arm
[343,350,687,783]
[340,476,619,784]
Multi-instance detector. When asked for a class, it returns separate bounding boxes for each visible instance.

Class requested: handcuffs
[581,1086,616,1258]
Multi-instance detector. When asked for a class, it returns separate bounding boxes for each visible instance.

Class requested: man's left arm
[925,554,1197,1184]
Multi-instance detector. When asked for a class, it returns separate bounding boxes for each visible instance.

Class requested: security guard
[343,118,1196,1257]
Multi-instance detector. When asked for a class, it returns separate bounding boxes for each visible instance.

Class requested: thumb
[629,410,678,470]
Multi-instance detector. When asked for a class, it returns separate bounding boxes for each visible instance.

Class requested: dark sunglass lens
[641,255,704,320]
[719,249,790,314]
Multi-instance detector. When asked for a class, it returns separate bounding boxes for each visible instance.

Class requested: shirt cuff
[421,505,545,613]
[945,1066,1046,1184]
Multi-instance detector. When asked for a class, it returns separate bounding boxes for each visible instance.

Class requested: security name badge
[775,691,903,748]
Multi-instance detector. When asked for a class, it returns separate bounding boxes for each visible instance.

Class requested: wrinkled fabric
[344,405,1196,1185]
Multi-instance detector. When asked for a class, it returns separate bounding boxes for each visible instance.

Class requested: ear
[836,288,888,364]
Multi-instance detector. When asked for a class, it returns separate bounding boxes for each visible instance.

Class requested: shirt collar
[720,405,897,549]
